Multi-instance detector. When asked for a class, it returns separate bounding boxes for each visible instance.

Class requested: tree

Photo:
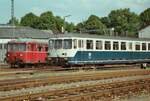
[7,17,19,26]
[84,15,106,34]
[38,11,57,31]
[65,22,75,32]
[108,8,141,36]
[20,12,39,28]
[140,8,150,28]
[54,16,64,33]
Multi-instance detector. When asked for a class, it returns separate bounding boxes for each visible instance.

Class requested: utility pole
[11,0,15,39]
[62,15,71,34]
[11,0,14,26]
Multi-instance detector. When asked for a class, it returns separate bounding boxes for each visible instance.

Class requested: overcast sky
[0,0,149,24]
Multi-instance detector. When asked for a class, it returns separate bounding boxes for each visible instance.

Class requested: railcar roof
[8,38,48,44]
[50,33,150,41]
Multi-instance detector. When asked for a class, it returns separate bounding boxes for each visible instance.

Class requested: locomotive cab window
[113,42,119,50]
[135,42,140,50]
[86,40,93,49]
[142,43,146,50]
[63,39,72,49]
[105,41,111,50]
[96,41,102,50]
[121,42,126,50]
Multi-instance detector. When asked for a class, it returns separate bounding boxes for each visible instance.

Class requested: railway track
[0,77,150,101]
[0,69,150,91]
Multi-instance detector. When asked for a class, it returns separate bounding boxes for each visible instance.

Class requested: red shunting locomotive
[6,39,48,67]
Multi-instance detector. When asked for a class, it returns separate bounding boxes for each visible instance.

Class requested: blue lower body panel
[68,51,150,65]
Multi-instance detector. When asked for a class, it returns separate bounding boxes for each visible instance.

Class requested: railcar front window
[105,41,111,50]
[63,39,72,49]
[86,40,93,49]
[54,40,62,49]
[19,44,26,51]
[8,44,26,51]
[49,40,54,49]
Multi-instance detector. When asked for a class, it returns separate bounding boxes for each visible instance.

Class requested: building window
[128,42,132,50]
[121,42,126,50]
[142,43,146,50]
[96,41,102,50]
[86,40,93,49]
[113,42,119,50]
[105,41,111,50]
[135,42,140,50]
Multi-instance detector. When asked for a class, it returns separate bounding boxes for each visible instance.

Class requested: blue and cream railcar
[48,33,150,66]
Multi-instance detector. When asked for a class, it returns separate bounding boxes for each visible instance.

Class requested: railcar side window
[86,40,93,49]
[73,39,77,49]
[121,42,126,50]
[113,42,119,50]
[96,41,102,50]
[148,43,150,50]
[78,40,84,48]
[135,42,140,50]
[0,44,2,49]
[128,42,132,50]
[54,39,62,49]
[38,46,42,51]
[63,39,72,49]
[105,41,111,50]
[142,43,146,50]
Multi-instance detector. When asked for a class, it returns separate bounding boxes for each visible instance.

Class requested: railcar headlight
[20,54,23,56]
[7,54,10,57]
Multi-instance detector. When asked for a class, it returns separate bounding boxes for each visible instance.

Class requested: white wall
[0,39,11,63]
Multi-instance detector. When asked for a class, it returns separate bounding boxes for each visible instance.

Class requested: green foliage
[108,8,141,36]
[20,12,39,28]
[38,11,56,30]
[76,15,106,34]
[140,8,150,28]
[66,22,75,32]
[7,17,19,26]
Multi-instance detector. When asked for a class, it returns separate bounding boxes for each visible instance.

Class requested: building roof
[51,33,150,41]
[0,26,53,39]
[139,25,150,33]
